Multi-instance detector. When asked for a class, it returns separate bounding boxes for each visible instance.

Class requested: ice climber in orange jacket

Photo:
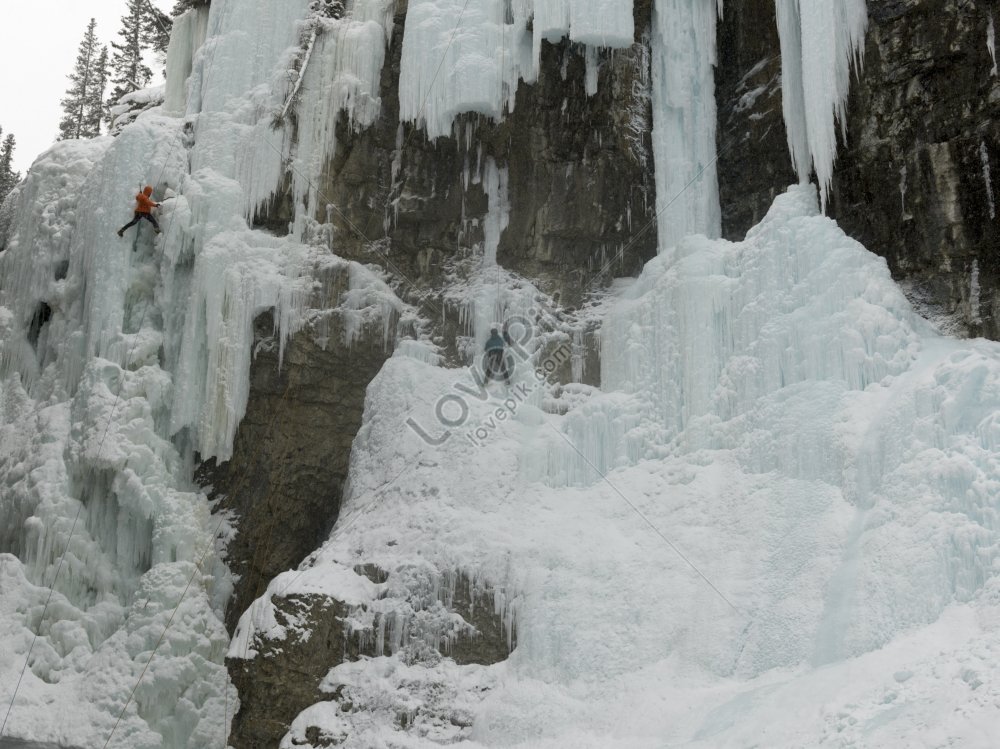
[117,186,162,237]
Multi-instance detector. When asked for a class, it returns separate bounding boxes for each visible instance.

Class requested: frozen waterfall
[3,0,999,747]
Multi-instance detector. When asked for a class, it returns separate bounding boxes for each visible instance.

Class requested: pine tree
[0,131,21,204]
[144,5,173,59]
[84,46,110,137]
[172,0,210,16]
[109,0,154,106]
[58,18,102,140]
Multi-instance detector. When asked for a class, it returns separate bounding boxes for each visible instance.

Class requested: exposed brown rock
[197,264,396,634]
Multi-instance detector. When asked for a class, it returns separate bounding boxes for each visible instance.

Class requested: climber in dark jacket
[117,186,161,237]
[484,327,511,385]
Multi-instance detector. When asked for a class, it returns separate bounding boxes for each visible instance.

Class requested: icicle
[482,158,509,266]
[775,0,868,210]
[898,162,907,215]
[399,0,634,139]
[584,45,599,96]
[970,259,983,325]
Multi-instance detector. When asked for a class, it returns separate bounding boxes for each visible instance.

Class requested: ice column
[184,0,312,221]
[649,0,723,253]
[775,0,868,210]
[163,6,210,114]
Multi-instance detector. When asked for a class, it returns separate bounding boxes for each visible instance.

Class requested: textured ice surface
[4,1,1000,747]
[163,6,210,114]
[399,0,635,138]
[289,0,396,230]
[266,186,1000,746]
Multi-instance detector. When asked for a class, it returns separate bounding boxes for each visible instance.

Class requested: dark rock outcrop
[715,0,798,237]
[228,593,368,749]
[829,0,1000,338]
[197,264,396,634]
[227,570,513,749]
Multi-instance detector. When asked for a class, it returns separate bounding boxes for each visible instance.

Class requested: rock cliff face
[197,288,395,633]
[222,0,659,612]
[717,0,1000,338]
[830,0,1000,338]
[715,0,798,235]
[228,570,513,748]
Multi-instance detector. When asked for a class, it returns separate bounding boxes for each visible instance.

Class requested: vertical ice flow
[163,6,210,114]
[649,0,723,252]
[0,0,405,744]
[290,0,395,231]
[980,141,995,220]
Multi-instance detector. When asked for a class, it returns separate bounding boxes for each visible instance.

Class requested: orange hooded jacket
[134,186,158,214]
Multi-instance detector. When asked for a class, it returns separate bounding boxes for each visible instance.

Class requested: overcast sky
[0,0,172,174]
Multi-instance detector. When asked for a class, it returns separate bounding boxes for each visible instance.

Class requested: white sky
[0,0,172,174]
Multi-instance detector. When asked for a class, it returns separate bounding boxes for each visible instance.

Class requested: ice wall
[602,185,1000,664]
[776,0,868,209]
[0,134,234,747]
[602,185,921,446]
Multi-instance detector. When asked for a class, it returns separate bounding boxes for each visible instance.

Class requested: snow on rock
[229,565,381,659]
[108,86,168,134]
[285,657,501,748]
